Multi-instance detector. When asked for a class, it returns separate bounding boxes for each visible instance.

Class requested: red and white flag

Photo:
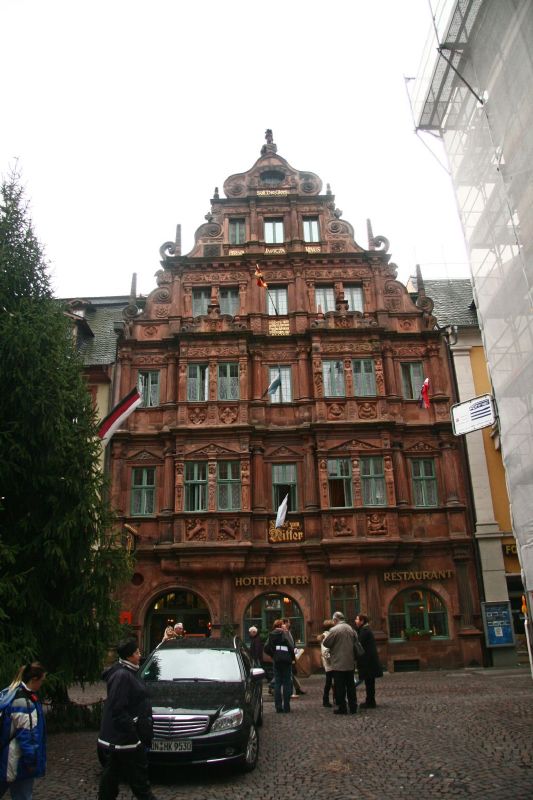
[419,377,430,409]
[98,387,142,447]
[254,265,268,289]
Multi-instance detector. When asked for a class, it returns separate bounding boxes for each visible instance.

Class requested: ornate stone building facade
[111,133,483,671]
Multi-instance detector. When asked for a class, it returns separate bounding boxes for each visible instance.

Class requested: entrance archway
[243,592,305,646]
[145,588,211,651]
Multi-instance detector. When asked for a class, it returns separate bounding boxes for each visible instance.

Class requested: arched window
[388,588,449,640]
[243,593,305,646]
[144,589,211,652]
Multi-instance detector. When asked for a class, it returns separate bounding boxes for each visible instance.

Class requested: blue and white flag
[275,494,289,529]
[263,372,282,398]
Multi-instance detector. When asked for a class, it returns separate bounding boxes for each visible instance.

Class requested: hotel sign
[268,520,304,543]
[235,575,310,587]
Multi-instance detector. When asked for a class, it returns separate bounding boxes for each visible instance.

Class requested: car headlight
[211,708,244,732]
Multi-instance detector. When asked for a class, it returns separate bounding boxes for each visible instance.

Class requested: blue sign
[481,601,515,648]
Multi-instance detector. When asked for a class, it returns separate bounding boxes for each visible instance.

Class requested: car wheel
[239,723,259,772]
[256,695,263,727]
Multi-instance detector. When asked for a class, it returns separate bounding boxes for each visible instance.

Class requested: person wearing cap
[248,626,263,667]
[322,611,358,715]
[98,638,157,800]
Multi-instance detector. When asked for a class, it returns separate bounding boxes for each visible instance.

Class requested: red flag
[98,387,142,446]
[419,377,430,409]
[254,265,268,288]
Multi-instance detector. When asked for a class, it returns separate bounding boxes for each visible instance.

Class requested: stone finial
[214,186,219,199]
[261,128,278,156]
[367,219,375,249]
[129,272,137,301]
[175,224,181,256]
[326,183,333,196]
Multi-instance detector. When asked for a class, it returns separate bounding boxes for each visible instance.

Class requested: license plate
[151,739,192,752]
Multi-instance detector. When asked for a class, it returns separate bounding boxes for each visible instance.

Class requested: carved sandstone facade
[110,132,483,671]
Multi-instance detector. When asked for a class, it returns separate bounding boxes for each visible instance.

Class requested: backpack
[0,686,18,751]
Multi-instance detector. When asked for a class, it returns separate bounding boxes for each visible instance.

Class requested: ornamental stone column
[303,445,319,510]
[251,351,263,400]
[251,446,266,512]
[382,345,398,396]
[162,446,175,513]
[165,354,177,404]
[392,443,409,506]
[440,441,460,504]
[297,346,310,400]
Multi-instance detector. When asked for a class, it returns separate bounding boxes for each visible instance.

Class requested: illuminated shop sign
[384,570,454,582]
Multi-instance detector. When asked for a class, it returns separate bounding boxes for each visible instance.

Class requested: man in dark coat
[98,638,158,800]
[264,619,295,713]
[355,613,383,709]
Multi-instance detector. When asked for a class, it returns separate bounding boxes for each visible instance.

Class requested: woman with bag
[355,613,383,709]
[0,662,47,800]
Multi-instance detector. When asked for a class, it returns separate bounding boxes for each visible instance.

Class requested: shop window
[345,284,364,313]
[352,359,376,396]
[192,287,210,317]
[272,463,297,511]
[323,360,345,397]
[217,461,241,511]
[229,219,245,245]
[264,218,284,243]
[131,467,156,516]
[219,287,239,316]
[187,364,208,402]
[329,583,359,621]
[327,458,352,507]
[303,217,320,242]
[411,459,438,507]
[360,456,386,506]
[267,286,288,315]
[218,363,239,400]
[138,371,160,407]
[388,588,449,640]
[315,285,335,312]
[243,593,305,645]
[401,361,424,399]
[185,462,207,511]
[268,365,292,403]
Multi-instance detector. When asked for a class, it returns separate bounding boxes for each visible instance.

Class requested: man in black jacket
[98,638,157,800]
[264,619,295,713]
[355,613,383,709]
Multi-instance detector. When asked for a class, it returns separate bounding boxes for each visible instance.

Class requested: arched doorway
[243,592,305,646]
[145,588,211,651]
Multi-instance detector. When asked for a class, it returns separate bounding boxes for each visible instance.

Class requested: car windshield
[140,648,242,683]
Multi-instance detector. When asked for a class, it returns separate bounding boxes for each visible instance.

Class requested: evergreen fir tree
[0,173,132,697]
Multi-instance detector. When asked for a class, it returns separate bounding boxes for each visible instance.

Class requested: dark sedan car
[137,636,263,771]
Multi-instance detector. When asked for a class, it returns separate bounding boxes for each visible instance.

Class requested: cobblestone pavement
[34,669,532,800]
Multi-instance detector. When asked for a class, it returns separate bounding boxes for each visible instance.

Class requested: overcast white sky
[2,0,468,300]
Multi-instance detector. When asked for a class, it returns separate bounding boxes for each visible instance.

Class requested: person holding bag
[322,611,358,715]
[355,614,383,709]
